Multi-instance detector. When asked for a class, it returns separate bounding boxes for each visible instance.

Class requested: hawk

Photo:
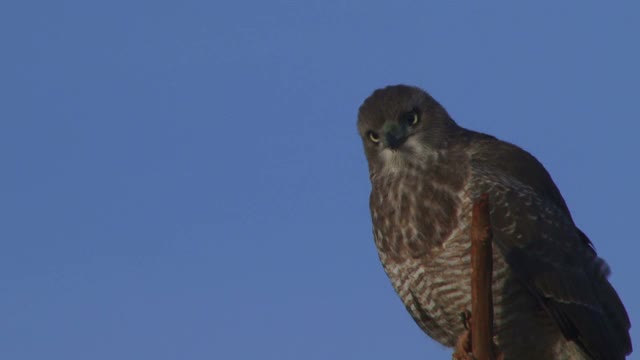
[357,85,632,359]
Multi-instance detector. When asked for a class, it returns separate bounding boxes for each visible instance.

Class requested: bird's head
[357,85,458,177]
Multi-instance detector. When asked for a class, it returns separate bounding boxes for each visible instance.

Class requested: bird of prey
[357,85,632,359]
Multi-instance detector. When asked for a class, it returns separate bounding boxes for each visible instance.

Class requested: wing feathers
[469,137,631,359]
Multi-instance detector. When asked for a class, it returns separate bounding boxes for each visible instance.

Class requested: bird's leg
[452,311,474,360]
[453,311,504,360]
[461,310,472,330]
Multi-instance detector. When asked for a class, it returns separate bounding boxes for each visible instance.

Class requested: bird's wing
[469,138,632,360]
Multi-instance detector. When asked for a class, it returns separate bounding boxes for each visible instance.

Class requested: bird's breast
[370,165,469,262]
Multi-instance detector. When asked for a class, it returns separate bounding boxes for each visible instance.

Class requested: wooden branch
[471,193,495,360]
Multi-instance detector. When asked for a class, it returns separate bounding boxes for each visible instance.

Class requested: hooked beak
[383,122,408,149]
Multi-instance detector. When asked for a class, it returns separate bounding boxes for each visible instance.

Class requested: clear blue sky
[1,1,638,359]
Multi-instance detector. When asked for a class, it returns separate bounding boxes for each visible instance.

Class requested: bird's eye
[368,131,380,143]
[404,111,419,127]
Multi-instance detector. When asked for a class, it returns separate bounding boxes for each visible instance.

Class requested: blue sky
[1,1,638,359]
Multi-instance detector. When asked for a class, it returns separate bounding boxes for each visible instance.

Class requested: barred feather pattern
[370,150,588,360]
[360,85,630,360]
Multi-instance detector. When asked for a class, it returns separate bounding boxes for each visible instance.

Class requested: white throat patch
[378,136,436,176]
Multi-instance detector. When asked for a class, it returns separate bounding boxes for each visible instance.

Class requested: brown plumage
[357,85,632,359]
